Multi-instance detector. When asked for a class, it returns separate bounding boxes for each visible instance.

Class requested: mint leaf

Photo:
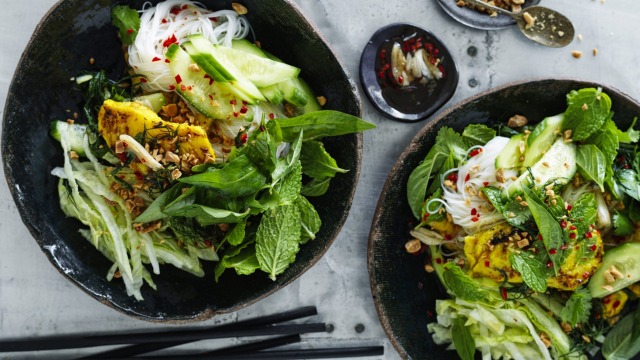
[297,196,321,243]
[576,144,606,191]
[570,193,598,236]
[523,186,565,272]
[273,161,302,205]
[224,247,260,276]
[271,129,303,187]
[462,124,496,147]
[613,211,634,236]
[301,177,331,197]
[452,316,476,360]
[224,222,246,246]
[563,88,612,141]
[617,117,640,144]
[560,286,592,326]
[256,205,302,280]
[510,251,548,292]
[111,5,140,45]
[300,140,347,179]
[616,168,640,201]
[442,262,487,301]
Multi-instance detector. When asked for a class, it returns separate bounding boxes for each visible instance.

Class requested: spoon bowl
[463,0,574,47]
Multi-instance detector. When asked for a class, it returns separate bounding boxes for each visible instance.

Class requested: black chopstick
[115,345,385,359]
[1,307,321,353]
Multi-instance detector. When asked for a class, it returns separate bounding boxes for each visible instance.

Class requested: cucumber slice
[184,35,268,103]
[231,39,267,57]
[165,44,251,121]
[51,121,87,156]
[523,114,564,167]
[216,45,300,87]
[504,138,577,198]
[261,79,308,107]
[291,78,322,115]
[588,242,640,298]
[495,133,526,169]
[132,93,166,113]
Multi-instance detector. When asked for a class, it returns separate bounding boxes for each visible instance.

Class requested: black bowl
[359,23,459,122]
[368,79,640,359]
[436,0,541,30]
[2,0,362,321]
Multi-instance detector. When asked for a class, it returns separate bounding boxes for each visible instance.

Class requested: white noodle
[129,1,251,92]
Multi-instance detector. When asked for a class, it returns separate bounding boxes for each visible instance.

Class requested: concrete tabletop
[1,0,639,359]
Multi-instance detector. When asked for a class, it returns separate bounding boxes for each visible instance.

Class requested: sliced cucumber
[291,77,322,115]
[165,44,250,121]
[132,93,166,113]
[184,35,266,103]
[216,46,300,87]
[495,133,526,169]
[231,39,267,57]
[504,138,577,198]
[261,79,308,107]
[588,242,640,298]
[523,114,564,167]
[51,121,87,156]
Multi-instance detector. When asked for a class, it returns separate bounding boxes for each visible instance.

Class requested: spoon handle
[462,0,516,17]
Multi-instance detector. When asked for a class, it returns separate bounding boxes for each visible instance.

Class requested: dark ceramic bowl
[368,79,640,359]
[359,23,459,123]
[3,0,362,321]
[436,0,541,30]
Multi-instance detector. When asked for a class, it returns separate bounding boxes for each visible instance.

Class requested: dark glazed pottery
[368,79,640,359]
[2,0,362,321]
[360,23,459,123]
[436,0,541,30]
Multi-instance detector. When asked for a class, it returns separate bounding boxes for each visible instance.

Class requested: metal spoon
[463,0,575,47]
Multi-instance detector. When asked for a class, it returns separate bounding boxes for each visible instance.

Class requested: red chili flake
[211,17,218,22]
[377,71,385,79]
[181,4,189,9]
[180,84,187,91]
[242,100,248,105]
[175,74,182,84]
[469,148,482,157]
[168,85,175,91]
[170,6,181,15]
[583,272,591,279]
[484,260,490,267]
[165,59,171,63]
[161,18,168,24]
[471,208,477,216]
[127,29,134,34]
[422,213,430,222]
[240,133,248,143]
[471,217,479,222]
[269,113,275,120]
[559,220,567,228]
[566,204,573,211]
[483,181,489,186]
[141,158,146,163]
[590,244,598,251]
[603,296,611,304]
[187,86,192,91]
[233,112,239,118]
[134,171,143,181]
[117,153,127,163]
[546,261,554,268]
[585,232,593,238]
[569,225,577,230]
[464,173,471,182]
[427,310,434,318]
[230,99,237,105]
[569,233,577,239]
[240,105,248,114]
[613,300,621,308]
[625,164,630,169]
[500,287,508,300]
[140,78,147,83]
[537,234,543,240]
[152,57,161,62]
[435,258,443,264]
[595,312,601,320]
[397,75,404,84]
[444,234,452,240]
[549,249,558,255]
[448,173,458,182]
[163,34,178,47]
[208,94,214,100]
[203,74,214,85]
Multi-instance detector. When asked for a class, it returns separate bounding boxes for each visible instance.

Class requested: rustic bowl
[2,0,362,321]
[368,79,639,359]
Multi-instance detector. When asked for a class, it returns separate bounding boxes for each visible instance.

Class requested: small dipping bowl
[360,23,459,122]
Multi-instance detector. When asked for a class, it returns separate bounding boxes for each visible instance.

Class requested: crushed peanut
[232,2,248,14]
[405,239,422,254]
[572,51,583,59]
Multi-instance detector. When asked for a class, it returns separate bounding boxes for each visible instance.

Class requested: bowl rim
[366,77,640,357]
[2,0,364,322]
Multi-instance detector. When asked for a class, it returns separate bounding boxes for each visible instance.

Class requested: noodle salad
[406,88,640,360]
[50,0,374,300]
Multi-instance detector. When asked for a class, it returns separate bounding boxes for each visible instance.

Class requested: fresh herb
[300,140,347,179]
[111,5,141,45]
[451,316,476,360]
[276,110,376,142]
[560,286,592,327]
[296,196,321,243]
[301,177,331,197]
[576,144,606,191]
[570,192,598,236]
[461,124,496,147]
[224,222,247,247]
[179,155,268,197]
[617,117,640,144]
[602,308,640,360]
[563,87,612,141]
[510,251,548,293]
[613,211,634,236]
[256,204,302,280]
[584,119,619,192]
[442,262,488,301]
[523,186,565,272]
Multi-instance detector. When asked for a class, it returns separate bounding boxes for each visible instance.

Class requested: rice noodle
[129,0,251,92]
[435,137,518,233]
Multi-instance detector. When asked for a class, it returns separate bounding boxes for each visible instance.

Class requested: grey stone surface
[1,0,639,358]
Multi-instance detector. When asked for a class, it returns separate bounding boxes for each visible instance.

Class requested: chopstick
[0,306,320,354]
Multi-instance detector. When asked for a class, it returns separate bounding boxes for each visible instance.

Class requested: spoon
[463,0,575,48]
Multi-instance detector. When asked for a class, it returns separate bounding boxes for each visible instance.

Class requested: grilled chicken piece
[98,99,215,168]
[464,223,604,291]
